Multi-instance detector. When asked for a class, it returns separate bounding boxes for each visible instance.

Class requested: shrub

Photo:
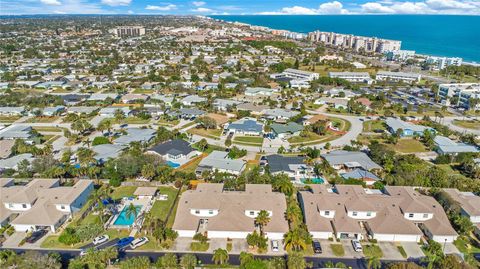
[92,136,111,146]
[58,227,80,245]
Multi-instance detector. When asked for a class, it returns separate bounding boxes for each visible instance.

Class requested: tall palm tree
[255,210,271,236]
[285,202,302,227]
[212,248,228,265]
[283,229,307,251]
[273,176,294,196]
[76,147,96,168]
[125,203,138,223]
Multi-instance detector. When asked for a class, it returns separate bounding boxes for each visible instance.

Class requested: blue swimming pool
[113,205,142,226]
[301,177,325,184]
[166,160,180,168]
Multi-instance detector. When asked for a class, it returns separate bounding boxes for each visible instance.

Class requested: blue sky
[1,0,479,15]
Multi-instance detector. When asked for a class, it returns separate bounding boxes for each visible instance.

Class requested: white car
[93,234,109,245]
[271,240,279,252]
[130,237,149,249]
[351,239,363,252]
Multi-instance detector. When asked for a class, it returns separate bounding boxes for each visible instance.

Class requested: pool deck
[107,196,155,229]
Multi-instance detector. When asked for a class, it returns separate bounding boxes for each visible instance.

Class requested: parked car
[129,237,149,249]
[313,240,322,254]
[473,253,480,262]
[351,239,362,252]
[25,229,48,244]
[271,240,279,252]
[93,234,110,245]
[116,237,134,248]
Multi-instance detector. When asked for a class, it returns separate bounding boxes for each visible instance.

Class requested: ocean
[210,15,480,63]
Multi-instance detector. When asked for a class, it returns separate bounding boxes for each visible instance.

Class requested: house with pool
[172,183,289,240]
[107,187,159,229]
[146,139,200,168]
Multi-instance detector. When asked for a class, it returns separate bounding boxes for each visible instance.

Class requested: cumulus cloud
[145,4,177,11]
[192,1,206,7]
[192,7,213,12]
[41,0,61,5]
[101,0,131,6]
[259,1,348,15]
[361,0,479,14]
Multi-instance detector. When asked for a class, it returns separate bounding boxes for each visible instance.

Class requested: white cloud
[145,4,177,11]
[192,1,206,7]
[101,0,131,6]
[192,7,213,12]
[41,0,61,5]
[360,0,479,14]
[258,1,348,15]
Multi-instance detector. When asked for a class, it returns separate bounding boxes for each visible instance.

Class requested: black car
[313,240,322,254]
[26,229,48,244]
[473,253,480,262]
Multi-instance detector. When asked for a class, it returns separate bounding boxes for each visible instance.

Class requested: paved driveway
[378,242,404,260]
[208,238,226,252]
[172,237,192,252]
[230,239,248,254]
[401,242,425,258]
[340,240,363,258]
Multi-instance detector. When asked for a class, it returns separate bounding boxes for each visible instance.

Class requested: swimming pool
[113,205,142,226]
[166,160,180,168]
[301,177,325,184]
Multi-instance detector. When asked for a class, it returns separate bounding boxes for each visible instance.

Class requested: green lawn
[24,116,59,123]
[118,117,151,124]
[330,244,345,257]
[179,155,204,173]
[110,186,137,200]
[190,242,209,251]
[33,126,64,132]
[150,187,178,221]
[287,131,324,144]
[453,120,480,130]
[454,236,480,254]
[0,115,21,123]
[187,128,222,140]
[363,120,387,132]
[233,136,264,145]
[385,139,427,153]
[178,121,196,130]
[157,119,179,127]
[363,244,384,258]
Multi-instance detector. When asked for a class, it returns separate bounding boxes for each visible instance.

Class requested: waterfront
[211,15,480,63]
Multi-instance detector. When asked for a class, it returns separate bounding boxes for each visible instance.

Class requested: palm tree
[42,143,53,156]
[255,210,271,236]
[125,203,138,223]
[273,176,294,196]
[287,251,310,269]
[82,138,91,148]
[367,255,381,269]
[239,251,253,266]
[285,201,302,226]
[76,147,96,168]
[180,254,197,269]
[284,228,308,251]
[100,247,118,266]
[212,248,228,265]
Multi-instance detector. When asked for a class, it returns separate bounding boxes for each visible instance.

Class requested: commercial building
[299,185,458,243]
[376,71,421,83]
[0,178,94,232]
[172,184,289,240]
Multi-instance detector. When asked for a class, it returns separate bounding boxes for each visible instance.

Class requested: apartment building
[172,184,289,240]
[0,178,94,232]
[438,83,480,109]
[426,56,463,70]
[299,185,458,243]
[280,68,319,82]
[110,26,146,37]
[329,72,373,85]
[376,71,421,83]
[308,31,401,53]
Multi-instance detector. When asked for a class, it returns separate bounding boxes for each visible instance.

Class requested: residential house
[181,95,207,106]
[114,128,156,145]
[442,189,480,238]
[341,169,381,186]
[91,144,126,164]
[299,185,458,243]
[147,139,199,167]
[172,183,289,240]
[244,87,279,97]
[121,94,149,104]
[263,108,300,121]
[224,117,263,136]
[0,107,25,116]
[270,122,304,139]
[196,151,246,176]
[321,150,382,171]
[385,118,434,137]
[99,106,131,117]
[434,136,479,155]
[262,155,313,183]
[0,125,40,144]
[0,178,94,232]
[0,153,34,171]
[213,99,242,111]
